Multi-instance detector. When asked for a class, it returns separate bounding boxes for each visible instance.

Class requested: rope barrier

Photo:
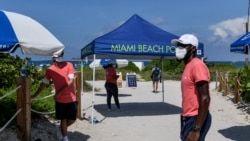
[31,108,55,115]
[0,85,21,100]
[31,93,55,114]
[0,108,22,132]
[0,85,23,133]
[31,93,54,101]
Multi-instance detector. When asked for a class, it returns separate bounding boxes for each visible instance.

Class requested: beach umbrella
[0,10,64,56]
[89,59,129,70]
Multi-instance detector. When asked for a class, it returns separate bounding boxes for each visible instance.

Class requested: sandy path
[1,80,250,141]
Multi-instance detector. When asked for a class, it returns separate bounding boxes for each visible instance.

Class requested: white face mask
[175,47,187,60]
[55,57,63,62]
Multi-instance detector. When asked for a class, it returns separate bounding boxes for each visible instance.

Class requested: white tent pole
[81,60,84,94]
[161,57,164,102]
[91,55,96,125]
[80,59,84,118]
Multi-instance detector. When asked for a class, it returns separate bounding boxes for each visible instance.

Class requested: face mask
[55,57,63,62]
[113,64,116,68]
[175,47,187,60]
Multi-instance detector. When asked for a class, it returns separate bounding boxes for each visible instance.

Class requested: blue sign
[127,74,137,87]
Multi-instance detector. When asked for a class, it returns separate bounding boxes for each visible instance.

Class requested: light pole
[246,0,250,65]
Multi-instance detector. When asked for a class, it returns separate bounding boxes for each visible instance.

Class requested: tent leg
[81,60,84,95]
[162,78,164,102]
[161,57,164,102]
[91,55,96,125]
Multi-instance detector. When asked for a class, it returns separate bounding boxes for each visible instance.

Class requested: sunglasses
[177,43,193,48]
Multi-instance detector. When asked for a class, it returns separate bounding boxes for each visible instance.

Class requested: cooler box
[117,72,123,88]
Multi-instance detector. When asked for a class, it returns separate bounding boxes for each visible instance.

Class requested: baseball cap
[171,34,198,48]
[52,54,60,58]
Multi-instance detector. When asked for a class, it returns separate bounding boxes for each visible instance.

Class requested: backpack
[152,67,160,79]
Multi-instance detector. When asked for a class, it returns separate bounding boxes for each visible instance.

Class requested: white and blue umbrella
[0,10,64,56]
[89,59,129,70]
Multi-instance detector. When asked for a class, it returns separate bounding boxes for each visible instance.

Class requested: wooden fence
[16,71,82,141]
[217,71,241,104]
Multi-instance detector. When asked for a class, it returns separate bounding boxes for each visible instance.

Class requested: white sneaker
[56,125,63,140]
[63,136,69,141]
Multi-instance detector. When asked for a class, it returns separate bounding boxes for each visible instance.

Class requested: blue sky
[1,0,249,61]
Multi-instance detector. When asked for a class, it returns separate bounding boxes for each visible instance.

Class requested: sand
[1,80,250,141]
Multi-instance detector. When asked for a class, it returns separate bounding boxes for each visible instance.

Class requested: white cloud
[150,17,167,25]
[209,16,247,41]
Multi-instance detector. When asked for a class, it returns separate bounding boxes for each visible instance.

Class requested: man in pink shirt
[171,34,211,141]
[31,54,77,141]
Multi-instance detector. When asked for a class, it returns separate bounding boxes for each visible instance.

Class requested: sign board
[126,73,137,87]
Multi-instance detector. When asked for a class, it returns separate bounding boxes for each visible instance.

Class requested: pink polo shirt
[181,58,210,117]
[45,62,76,103]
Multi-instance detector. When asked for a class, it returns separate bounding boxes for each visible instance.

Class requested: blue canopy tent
[81,14,203,59]
[230,32,250,54]
[230,32,250,65]
[80,14,204,122]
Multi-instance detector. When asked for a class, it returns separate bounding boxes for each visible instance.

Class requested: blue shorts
[55,101,78,120]
[181,112,212,141]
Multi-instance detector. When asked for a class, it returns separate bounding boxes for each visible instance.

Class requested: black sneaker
[117,108,124,112]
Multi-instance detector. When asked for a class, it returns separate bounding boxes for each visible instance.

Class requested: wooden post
[215,70,218,89]
[16,77,31,141]
[223,73,229,96]
[75,71,82,119]
[233,76,241,104]
[218,72,224,92]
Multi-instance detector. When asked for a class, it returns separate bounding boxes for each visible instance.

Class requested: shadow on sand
[95,93,132,97]
[68,131,90,141]
[94,101,181,118]
[218,125,250,141]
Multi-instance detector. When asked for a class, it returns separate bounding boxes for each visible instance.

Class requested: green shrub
[0,89,16,127]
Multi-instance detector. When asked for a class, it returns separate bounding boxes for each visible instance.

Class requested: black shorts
[152,78,159,83]
[55,101,78,120]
